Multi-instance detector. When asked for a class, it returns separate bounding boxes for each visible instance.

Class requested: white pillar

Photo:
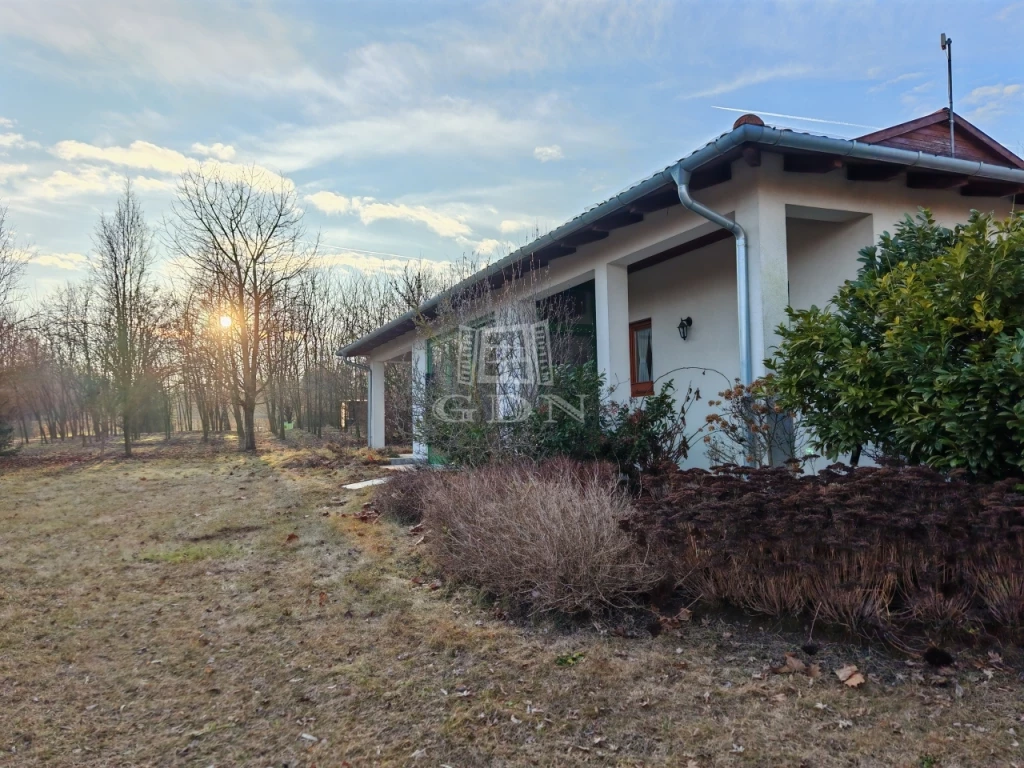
[368,360,386,449]
[411,341,428,460]
[594,262,631,401]
[735,189,789,378]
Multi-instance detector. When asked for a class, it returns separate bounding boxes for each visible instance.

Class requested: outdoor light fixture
[677,316,692,341]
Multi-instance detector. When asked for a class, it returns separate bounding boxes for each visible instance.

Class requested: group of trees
[0,168,468,456]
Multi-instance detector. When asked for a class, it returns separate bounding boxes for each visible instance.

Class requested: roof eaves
[340,122,1024,357]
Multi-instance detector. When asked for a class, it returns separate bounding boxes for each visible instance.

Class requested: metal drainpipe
[669,165,752,385]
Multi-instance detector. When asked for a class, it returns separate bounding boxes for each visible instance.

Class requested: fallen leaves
[773,653,806,675]
[657,607,693,630]
[836,665,866,688]
[771,652,820,680]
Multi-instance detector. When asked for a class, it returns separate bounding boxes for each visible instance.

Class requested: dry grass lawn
[1,435,1022,767]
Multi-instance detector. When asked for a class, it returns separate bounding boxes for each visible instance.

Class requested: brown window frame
[629,319,654,397]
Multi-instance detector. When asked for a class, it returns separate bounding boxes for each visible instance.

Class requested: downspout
[669,165,753,385]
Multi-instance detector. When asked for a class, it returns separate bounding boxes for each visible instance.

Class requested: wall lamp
[677,316,693,341]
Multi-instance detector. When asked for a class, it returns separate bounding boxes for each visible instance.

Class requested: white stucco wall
[627,238,740,469]
[786,215,875,312]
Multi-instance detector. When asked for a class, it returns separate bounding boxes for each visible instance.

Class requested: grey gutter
[341,123,1024,358]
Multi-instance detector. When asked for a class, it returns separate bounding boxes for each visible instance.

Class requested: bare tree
[168,166,313,451]
[0,206,22,314]
[93,181,164,457]
[0,206,25,451]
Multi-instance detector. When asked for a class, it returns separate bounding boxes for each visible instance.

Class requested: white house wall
[626,237,740,469]
[374,151,1014,461]
[786,216,875,312]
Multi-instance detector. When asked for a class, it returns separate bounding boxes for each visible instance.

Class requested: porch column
[368,360,386,450]
[594,262,631,402]
[411,340,428,460]
[735,192,789,378]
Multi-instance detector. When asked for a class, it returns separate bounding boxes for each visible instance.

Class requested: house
[339,109,1024,467]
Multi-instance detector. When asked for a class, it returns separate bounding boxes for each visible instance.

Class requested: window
[629,319,654,397]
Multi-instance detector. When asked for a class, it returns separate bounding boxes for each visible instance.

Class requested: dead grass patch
[0,437,1021,767]
[139,541,241,563]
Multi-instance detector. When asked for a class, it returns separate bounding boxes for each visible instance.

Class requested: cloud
[0,0,343,103]
[962,83,1023,121]
[0,163,30,181]
[49,138,294,192]
[533,145,564,162]
[256,99,588,170]
[19,166,171,200]
[867,72,924,94]
[0,118,14,128]
[306,191,470,238]
[191,142,236,161]
[356,199,470,238]
[900,81,935,110]
[0,132,40,151]
[455,236,505,256]
[684,65,812,99]
[27,166,123,199]
[17,250,89,271]
[305,190,352,215]
[53,139,191,174]
[499,219,531,234]
[316,249,457,276]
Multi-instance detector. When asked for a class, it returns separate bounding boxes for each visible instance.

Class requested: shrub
[0,419,16,455]
[703,376,807,467]
[771,210,1024,476]
[625,464,1024,639]
[419,460,659,615]
[374,468,430,524]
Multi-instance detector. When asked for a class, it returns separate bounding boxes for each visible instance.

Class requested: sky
[1,0,1022,300]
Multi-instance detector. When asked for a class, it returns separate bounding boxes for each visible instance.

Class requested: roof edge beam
[846,163,905,182]
[783,154,843,174]
[906,171,969,189]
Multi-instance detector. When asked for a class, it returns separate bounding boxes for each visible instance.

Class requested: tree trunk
[122,410,132,457]
[232,400,245,447]
[243,404,257,451]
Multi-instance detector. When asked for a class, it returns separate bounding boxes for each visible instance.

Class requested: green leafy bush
[420,360,699,478]
[771,210,1024,477]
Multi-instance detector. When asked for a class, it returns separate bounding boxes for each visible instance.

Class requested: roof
[341,111,1024,357]
[857,109,1024,170]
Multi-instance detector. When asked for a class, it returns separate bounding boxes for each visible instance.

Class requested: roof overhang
[340,122,1024,358]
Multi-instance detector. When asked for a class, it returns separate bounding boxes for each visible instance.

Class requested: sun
[219,315,232,328]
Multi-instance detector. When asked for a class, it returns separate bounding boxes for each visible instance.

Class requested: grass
[0,433,1021,766]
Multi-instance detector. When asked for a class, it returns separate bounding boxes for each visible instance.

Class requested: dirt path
[1,438,1021,766]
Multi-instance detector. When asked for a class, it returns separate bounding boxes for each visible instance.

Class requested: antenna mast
[940,33,954,157]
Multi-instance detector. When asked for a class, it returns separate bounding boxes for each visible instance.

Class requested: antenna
[940,33,954,157]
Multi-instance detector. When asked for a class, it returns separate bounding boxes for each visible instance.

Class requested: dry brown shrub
[374,468,431,524]
[625,464,1024,640]
[420,460,659,615]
